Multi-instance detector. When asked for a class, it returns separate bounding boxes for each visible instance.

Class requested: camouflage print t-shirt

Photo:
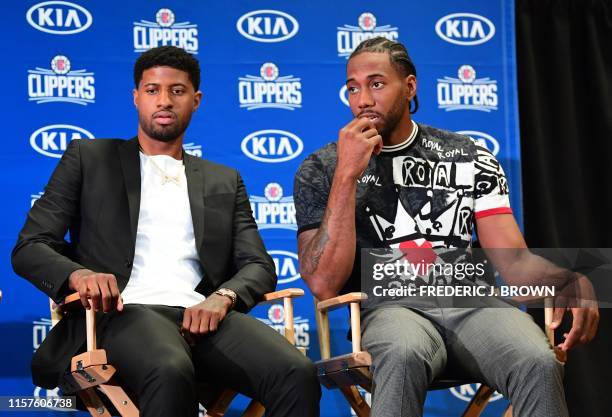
[293,122,512,294]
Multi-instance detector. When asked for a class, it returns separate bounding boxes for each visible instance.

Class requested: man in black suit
[12,46,320,417]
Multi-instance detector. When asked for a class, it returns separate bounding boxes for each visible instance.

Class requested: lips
[153,111,176,126]
[359,112,382,122]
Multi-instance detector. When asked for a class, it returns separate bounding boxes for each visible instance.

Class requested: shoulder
[296,142,337,176]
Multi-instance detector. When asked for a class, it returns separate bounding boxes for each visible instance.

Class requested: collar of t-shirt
[380,120,419,153]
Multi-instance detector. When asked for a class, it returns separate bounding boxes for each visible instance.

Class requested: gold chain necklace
[141,151,184,186]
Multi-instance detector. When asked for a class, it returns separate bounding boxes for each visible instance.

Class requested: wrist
[68,269,91,291]
[214,288,237,309]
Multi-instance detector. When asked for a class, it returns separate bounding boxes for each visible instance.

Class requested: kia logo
[236,10,299,43]
[435,13,495,46]
[26,1,93,35]
[30,124,94,158]
[241,129,303,163]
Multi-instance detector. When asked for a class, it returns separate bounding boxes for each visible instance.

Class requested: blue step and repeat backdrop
[1,1,521,416]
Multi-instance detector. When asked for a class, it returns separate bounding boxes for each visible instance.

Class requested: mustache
[357,111,383,119]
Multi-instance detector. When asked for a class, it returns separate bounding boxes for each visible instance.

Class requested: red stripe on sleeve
[474,207,513,219]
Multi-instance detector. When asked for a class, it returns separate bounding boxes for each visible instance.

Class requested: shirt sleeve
[473,143,512,219]
[293,151,331,234]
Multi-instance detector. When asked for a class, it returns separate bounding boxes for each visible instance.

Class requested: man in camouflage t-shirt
[294,38,598,417]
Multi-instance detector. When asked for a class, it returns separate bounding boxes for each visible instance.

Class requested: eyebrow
[142,82,188,88]
[346,73,387,84]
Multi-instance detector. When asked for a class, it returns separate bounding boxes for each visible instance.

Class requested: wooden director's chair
[50,288,305,417]
[314,293,567,417]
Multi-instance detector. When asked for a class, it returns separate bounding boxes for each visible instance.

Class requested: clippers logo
[33,317,53,351]
[26,1,93,35]
[435,13,495,46]
[450,383,502,402]
[339,85,349,107]
[239,63,302,110]
[236,10,299,43]
[30,124,94,158]
[241,129,303,163]
[259,305,311,350]
[28,55,95,105]
[268,250,300,284]
[183,142,202,157]
[437,65,498,112]
[337,12,399,58]
[457,130,500,156]
[31,191,44,207]
[133,8,199,53]
[249,183,297,231]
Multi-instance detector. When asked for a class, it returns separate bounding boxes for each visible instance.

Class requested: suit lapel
[118,137,141,242]
[184,152,206,261]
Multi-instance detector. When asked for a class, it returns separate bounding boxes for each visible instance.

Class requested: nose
[157,89,173,108]
[357,88,374,110]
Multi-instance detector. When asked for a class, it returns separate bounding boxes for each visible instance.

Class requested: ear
[193,90,203,112]
[405,75,417,101]
[133,88,138,108]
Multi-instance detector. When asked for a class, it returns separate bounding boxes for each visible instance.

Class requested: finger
[78,284,90,310]
[107,275,122,312]
[99,278,112,313]
[87,279,101,312]
[194,311,210,335]
[560,309,585,351]
[354,117,376,132]
[550,306,565,329]
[181,309,192,333]
[209,313,220,333]
[362,126,379,139]
[585,309,599,343]
[367,135,383,155]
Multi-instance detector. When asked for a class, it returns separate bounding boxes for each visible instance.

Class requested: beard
[377,96,409,140]
[138,111,191,143]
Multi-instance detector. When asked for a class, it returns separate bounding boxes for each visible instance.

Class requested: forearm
[300,172,357,299]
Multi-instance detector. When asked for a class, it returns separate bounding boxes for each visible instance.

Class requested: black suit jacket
[11,137,276,388]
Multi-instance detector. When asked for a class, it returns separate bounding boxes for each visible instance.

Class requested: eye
[172,88,185,95]
[347,86,359,94]
[372,81,384,89]
[145,88,157,95]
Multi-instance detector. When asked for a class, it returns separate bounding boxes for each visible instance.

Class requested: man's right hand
[336,118,383,180]
[68,269,123,313]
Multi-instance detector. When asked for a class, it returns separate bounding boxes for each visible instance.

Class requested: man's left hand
[181,294,232,344]
[550,275,600,351]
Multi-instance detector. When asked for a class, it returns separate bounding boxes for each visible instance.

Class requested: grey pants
[361,306,568,417]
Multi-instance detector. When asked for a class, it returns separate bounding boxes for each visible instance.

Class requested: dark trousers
[97,304,321,417]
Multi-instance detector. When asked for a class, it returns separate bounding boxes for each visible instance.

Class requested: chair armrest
[260,288,304,303]
[317,292,367,312]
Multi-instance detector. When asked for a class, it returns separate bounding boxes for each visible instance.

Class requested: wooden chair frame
[51,288,305,417]
[314,293,566,417]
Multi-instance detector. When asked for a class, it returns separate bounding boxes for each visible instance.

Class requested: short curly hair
[133,46,200,90]
[349,37,419,114]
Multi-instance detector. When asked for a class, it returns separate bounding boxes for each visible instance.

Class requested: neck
[138,127,183,160]
[384,114,414,147]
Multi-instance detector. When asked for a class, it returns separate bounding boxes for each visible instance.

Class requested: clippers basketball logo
[450,383,502,402]
[32,317,53,351]
[133,8,199,53]
[26,1,93,35]
[28,55,95,105]
[236,10,299,43]
[457,130,500,156]
[337,13,399,58]
[259,305,311,350]
[249,183,297,231]
[435,13,496,46]
[31,191,44,207]
[437,65,498,112]
[183,142,202,157]
[30,124,94,158]
[268,250,300,284]
[239,63,302,110]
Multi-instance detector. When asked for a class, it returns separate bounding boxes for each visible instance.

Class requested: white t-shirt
[121,152,206,307]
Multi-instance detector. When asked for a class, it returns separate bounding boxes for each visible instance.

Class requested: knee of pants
[510,349,564,387]
[268,355,320,398]
[144,355,196,389]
